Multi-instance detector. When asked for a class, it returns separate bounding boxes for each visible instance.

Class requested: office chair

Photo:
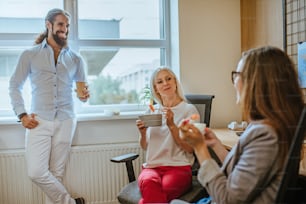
[110,94,215,204]
[275,106,306,204]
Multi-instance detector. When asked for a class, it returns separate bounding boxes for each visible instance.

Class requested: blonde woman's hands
[136,119,147,136]
[136,119,148,150]
[162,107,175,127]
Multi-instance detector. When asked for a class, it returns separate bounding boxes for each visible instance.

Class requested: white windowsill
[0,110,143,150]
[0,111,145,125]
[76,111,144,122]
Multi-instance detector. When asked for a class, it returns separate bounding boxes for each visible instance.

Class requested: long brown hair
[34,8,71,45]
[240,46,304,164]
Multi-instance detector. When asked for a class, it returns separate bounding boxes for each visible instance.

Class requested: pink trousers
[138,165,192,204]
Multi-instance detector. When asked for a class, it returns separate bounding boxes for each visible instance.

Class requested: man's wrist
[17,112,27,121]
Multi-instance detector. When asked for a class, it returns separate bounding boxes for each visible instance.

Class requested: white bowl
[138,114,162,127]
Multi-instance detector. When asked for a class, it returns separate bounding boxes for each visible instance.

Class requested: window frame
[0,0,172,117]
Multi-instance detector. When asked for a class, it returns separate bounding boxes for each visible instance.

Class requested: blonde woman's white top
[143,101,199,168]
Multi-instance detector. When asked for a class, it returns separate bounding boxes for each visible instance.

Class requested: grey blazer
[197,122,282,204]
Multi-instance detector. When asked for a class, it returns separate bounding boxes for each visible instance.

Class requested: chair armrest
[110,153,140,183]
[110,153,139,163]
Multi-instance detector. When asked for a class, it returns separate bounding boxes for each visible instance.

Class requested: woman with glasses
[172,46,304,204]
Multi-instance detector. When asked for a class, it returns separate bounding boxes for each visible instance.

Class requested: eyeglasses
[231,71,241,84]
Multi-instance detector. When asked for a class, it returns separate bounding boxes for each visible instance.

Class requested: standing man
[9,8,89,204]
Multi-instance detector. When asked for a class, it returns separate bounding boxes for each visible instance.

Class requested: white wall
[177,0,242,127]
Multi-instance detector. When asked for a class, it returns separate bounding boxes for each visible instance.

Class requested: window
[0,0,170,116]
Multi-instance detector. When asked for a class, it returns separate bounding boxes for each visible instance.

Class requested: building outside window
[0,0,170,116]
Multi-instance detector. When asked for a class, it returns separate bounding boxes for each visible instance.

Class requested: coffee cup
[193,123,206,134]
[76,82,87,97]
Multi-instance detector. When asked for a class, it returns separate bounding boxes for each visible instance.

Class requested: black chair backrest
[275,106,306,203]
[185,94,221,169]
[185,94,215,127]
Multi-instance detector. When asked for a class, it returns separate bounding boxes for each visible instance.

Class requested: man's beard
[52,31,68,47]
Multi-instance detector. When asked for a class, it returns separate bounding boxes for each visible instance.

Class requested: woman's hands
[179,121,228,163]
[161,107,193,153]
[203,128,221,148]
[179,121,207,150]
[179,121,212,163]
[136,119,148,150]
[162,107,175,127]
[179,120,220,148]
[136,119,147,135]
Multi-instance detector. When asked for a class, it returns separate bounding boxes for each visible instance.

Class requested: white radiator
[0,143,144,204]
